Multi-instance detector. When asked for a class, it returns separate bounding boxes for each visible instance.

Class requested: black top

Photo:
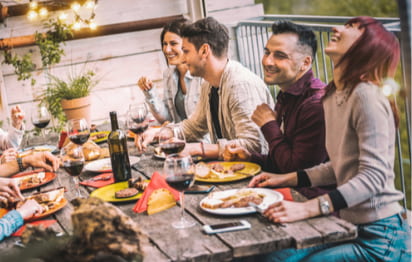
[209,87,223,139]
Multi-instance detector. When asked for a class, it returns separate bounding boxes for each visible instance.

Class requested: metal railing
[235,15,411,210]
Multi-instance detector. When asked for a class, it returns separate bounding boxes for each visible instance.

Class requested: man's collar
[282,69,315,96]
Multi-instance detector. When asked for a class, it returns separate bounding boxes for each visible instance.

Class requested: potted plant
[41,69,98,130]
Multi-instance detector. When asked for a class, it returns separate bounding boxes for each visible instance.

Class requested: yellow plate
[195,161,261,183]
[90,131,110,144]
[90,181,145,203]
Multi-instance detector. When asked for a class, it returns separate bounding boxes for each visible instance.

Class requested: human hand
[0,177,23,200]
[23,152,59,172]
[16,199,44,219]
[251,104,277,127]
[137,77,153,91]
[1,148,18,164]
[222,143,251,161]
[248,172,296,188]
[134,127,159,152]
[11,105,25,130]
[263,200,313,223]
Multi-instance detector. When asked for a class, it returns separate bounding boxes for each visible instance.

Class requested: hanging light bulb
[73,21,82,31]
[27,10,38,20]
[39,7,48,18]
[84,0,96,9]
[29,0,38,9]
[71,2,81,12]
[89,20,97,30]
[59,12,68,21]
[381,78,400,97]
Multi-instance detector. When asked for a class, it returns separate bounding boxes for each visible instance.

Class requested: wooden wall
[0,0,263,130]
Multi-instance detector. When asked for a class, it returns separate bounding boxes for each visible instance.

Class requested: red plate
[12,170,57,191]
[26,198,67,221]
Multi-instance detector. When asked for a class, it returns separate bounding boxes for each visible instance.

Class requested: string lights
[27,0,98,30]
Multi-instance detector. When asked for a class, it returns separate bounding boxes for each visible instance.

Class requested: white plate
[200,188,283,215]
[18,145,58,157]
[84,156,140,172]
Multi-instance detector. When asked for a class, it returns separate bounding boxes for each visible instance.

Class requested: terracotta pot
[61,96,92,125]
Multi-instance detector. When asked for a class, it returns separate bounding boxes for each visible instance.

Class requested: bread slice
[147,188,176,215]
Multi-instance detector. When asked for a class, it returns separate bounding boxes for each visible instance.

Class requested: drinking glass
[163,153,195,229]
[158,124,186,156]
[127,103,149,136]
[60,144,85,197]
[67,118,90,146]
[31,104,51,144]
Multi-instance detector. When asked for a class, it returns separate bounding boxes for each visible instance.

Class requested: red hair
[325,16,400,126]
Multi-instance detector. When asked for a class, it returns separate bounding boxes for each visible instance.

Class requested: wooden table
[0,140,357,261]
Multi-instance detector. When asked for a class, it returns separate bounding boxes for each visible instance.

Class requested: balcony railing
[235,15,411,210]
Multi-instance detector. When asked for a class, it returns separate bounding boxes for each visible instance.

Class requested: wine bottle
[108,111,132,182]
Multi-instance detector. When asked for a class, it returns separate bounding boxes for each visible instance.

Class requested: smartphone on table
[202,220,251,234]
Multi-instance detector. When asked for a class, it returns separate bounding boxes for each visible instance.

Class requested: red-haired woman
[249,16,411,261]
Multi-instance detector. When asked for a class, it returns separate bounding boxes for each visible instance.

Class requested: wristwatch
[318,196,330,216]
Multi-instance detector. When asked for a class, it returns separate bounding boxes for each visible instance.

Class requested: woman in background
[137,18,202,124]
[250,16,411,261]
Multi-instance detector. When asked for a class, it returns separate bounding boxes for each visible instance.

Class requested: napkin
[80,173,114,188]
[12,219,57,237]
[274,188,293,201]
[133,172,180,213]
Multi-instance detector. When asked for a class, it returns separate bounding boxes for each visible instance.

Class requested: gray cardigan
[306,82,403,224]
[181,60,275,157]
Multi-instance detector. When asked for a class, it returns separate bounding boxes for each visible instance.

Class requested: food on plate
[16,172,46,188]
[194,162,211,178]
[128,177,149,191]
[65,140,101,161]
[91,132,107,140]
[230,163,246,172]
[115,188,139,198]
[153,147,166,158]
[33,146,51,152]
[147,188,176,215]
[201,189,265,209]
[0,187,65,214]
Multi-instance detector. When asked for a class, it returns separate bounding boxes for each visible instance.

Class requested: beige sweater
[306,82,403,224]
[181,60,275,156]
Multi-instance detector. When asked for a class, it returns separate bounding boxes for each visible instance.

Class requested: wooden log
[0,14,184,50]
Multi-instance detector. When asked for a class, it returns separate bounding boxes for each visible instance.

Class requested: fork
[248,202,285,227]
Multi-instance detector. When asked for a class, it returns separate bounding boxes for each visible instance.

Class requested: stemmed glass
[31,104,51,145]
[163,153,195,229]
[126,103,149,137]
[67,118,90,147]
[158,124,186,156]
[60,144,85,197]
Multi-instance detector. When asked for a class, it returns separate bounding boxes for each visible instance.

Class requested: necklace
[335,89,349,106]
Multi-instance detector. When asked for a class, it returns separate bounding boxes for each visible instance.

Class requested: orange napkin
[133,172,180,213]
[274,188,293,201]
[12,219,57,237]
[80,173,114,188]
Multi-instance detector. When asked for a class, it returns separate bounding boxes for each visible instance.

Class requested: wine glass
[126,103,149,136]
[67,118,90,146]
[31,104,51,145]
[163,153,195,229]
[60,144,85,198]
[158,124,186,156]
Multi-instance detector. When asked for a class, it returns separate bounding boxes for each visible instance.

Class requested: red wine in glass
[69,133,90,145]
[33,119,50,129]
[160,141,186,155]
[166,173,194,191]
[63,160,84,176]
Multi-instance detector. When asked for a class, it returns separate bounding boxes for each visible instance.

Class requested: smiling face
[261,33,310,90]
[181,38,206,77]
[325,22,365,62]
[162,32,184,66]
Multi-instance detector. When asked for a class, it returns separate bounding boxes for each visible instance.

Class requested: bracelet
[200,142,205,158]
[16,157,25,172]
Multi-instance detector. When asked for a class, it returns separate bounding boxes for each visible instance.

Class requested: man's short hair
[181,17,229,58]
[272,21,317,59]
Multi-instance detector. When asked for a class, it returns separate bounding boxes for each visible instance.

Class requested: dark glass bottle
[108,111,131,182]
